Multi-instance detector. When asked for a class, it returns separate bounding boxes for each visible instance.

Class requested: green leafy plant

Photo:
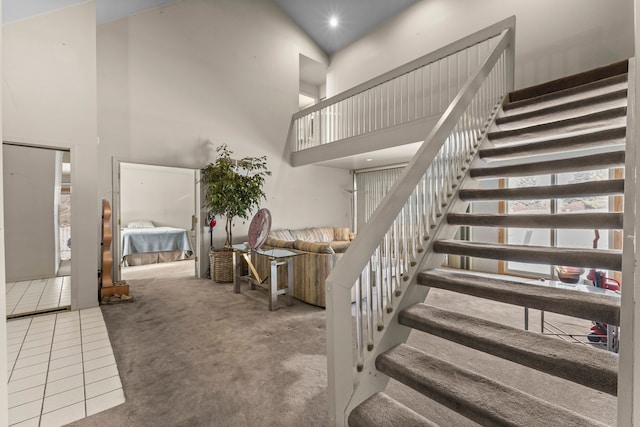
[201,145,270,247]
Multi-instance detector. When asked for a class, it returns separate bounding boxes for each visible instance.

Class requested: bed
[121,220,193,266]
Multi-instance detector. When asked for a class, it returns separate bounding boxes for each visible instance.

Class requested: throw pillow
[128,220,155,228]
[333,227,351,241]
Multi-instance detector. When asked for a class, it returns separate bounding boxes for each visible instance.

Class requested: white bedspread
[121,227,193,259]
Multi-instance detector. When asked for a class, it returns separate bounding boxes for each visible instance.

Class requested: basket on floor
[210,249,234,283]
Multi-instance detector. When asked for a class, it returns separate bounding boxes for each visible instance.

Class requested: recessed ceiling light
[329,16,339,28]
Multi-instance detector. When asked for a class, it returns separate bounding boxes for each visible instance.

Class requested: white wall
[3,1,99,309]
[120,163,195,230]
[2,145,57,281]
[327,0,634,95]
[97,0,353,252]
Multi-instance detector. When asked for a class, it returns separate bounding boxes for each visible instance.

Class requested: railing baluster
[399,206,407,276]
[447,54,452,105]
[364,261,373,351]
[412,69,418,120]
[408,188,419,265]
[357,93,361,137]
[386,226,396,297]
[355,276,363,371]
[400,74,405,124]
[347,98,352,139]
[427,63,432,116]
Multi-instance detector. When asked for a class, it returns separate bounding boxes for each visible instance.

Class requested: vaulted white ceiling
[3,0,419,54]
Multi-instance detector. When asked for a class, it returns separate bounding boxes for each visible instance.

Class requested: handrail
[326,17,515,427]
[289,16,515,154]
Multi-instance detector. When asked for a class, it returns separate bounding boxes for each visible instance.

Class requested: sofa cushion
[308,227,335,242]
[289,229,314,241]
[334,227,351,241]
[265,236,295,249]
[271,229,294,241]
[293,240,335,254]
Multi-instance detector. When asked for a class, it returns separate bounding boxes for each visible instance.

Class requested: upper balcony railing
[290,24,509,153]
[324,17,516,427]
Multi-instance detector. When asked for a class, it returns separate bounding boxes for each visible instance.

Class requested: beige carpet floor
[68,260,616,426]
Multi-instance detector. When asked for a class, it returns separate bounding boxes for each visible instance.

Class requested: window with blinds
[354,166,405,233]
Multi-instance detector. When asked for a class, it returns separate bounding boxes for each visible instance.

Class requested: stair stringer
[343,139,489,419]
[618,56,639,426]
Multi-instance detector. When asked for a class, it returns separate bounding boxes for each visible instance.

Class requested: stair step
[348,392,440,427]
[433,240,622,272]
[377,344,607,427]
[399,304,618,395]
[504,73,628,114]
[479,126,626,160]
[447,212,623,229]
[417,268,620,325]
[470,150,625,178]
[459,179,625,201]
[507,60,628,104]
[497,88,627,127]
[487,107,627,145]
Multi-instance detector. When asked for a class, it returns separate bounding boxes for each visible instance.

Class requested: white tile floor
[6,277,71,317]
[7,308,126,426]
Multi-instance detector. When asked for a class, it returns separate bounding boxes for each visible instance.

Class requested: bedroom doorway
[114,161,202,282]
[3,143,72,318]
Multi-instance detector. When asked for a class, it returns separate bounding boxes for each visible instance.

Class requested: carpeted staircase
[348,61,627,426]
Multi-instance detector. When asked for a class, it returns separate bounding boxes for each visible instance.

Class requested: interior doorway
[114,161,201,282]
[3,143,72,318]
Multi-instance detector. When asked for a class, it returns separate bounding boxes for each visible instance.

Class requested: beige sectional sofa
[252,227,354,307]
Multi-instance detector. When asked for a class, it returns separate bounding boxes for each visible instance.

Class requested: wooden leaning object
[100,199,129,299]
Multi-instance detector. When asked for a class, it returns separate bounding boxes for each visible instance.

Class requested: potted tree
[201,144,270,282]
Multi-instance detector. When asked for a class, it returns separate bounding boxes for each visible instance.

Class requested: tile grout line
[7,317,33,382]
[21,281,42,314]
[36,278,54,311]
[62,276,71,307]
[38,313,60,427]
[33,279,51,313]
[79,310,88,419]
[56,277,64,309]
[8,280,31,316]
[50,276,64,308]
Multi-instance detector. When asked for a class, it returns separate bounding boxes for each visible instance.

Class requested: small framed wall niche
[3,142,72,317]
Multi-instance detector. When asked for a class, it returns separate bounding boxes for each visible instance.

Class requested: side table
[232,244,301,311]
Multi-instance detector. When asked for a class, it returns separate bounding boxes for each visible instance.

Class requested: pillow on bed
[128,220,155,228]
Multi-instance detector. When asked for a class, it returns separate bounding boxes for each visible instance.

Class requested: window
[502,168,617,279]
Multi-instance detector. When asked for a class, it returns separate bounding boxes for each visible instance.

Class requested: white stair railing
[290,18,515,153]
[326,17,515,427]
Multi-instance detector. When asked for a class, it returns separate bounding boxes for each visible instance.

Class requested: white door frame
[112,158,203,280]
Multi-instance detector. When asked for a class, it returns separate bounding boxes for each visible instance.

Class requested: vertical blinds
[354,166,404,233]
